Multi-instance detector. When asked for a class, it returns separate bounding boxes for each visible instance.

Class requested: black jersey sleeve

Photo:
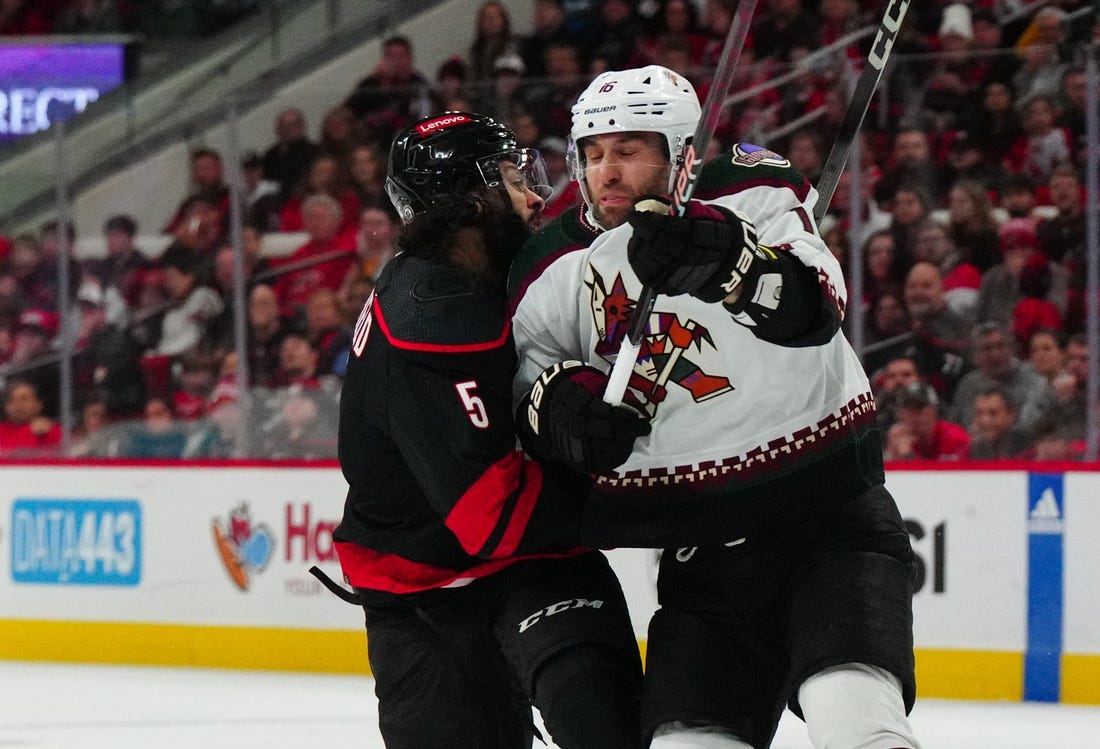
[373,259,587,559]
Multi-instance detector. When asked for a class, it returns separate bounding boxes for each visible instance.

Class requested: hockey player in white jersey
[508,65,921,749]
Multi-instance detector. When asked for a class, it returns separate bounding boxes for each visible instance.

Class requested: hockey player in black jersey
[509,67,921,749]
[327,113,649,749]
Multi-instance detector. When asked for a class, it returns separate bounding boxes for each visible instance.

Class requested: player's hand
[521,360,651,474]
[626,197,763,305]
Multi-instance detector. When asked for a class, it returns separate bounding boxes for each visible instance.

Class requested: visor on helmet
[479,148,553,201]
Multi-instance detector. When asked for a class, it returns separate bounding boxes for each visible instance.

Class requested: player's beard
[589,166,671,230]
[481,198,532,281]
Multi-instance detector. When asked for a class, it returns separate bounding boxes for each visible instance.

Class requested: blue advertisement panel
[0,42,128,142]
[10,498,142,586]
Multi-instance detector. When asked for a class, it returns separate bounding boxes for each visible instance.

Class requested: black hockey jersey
[334,252,589,599]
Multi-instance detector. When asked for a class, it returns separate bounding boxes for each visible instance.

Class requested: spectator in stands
[127,266,170,354]
[1028,327,1070,389]
[0,0,52,35]
[8,234,52,311]
[467,1,518,84]
[84,214,154,322]
[116,397,189,459]
[347,142,388,209]
[341,205,398,301]
[273,194,355,322]
[0,378,60,456]
[875,128,947,209]
[588,0,646,71]
[963,80,1024,169]
[434,55,471,112]
[279,153,361,234]
[171,350,220,422]
[527,40,585,138]
[1029,417,1079,462]
[946,179,1002,272]
[242,151,282,232]
[922,3,981,131]
[1057,66,1088,165]
[304,289,351,379]
[150,242,224,359]
[637,0,710,68]
[943,132,1006,195]
[884,381,971,461]
[975,217,1068,329]
[37,219,80,310]
[786,128,824,185]
[912,219,980,323]
[1004,93,1073,185]
[1036,163,1085,264]
[900,261,970,399]
[341,276,375,330]
[949,321,1054,438]
[234,284,289,388]
[1013,252,1064,357]
[888,182,932,264]
[164,148,230,238]
[170,193,229,266]
[1012,7,1071,103]
[865,287,910,351]
[968,385,1032,459]
[510,109,543,148]
[969,8,1020,88]
[518,0,570,79]
[184,377,244,458]
[257,381,339,460]
[1046,333,1088,444]
[344,35,433,145]
[5,308,61,416]
[272,331,324,389]
[1000,173,1038,219]
[873,352,922,430]
[54,0,128,33]
[752,0,817,65]
[475,52,530,124]
[262,107,319,202]
[71,279,145,419]
[319,104,365,166]
[70,396,121,458]
[860,229,906,310]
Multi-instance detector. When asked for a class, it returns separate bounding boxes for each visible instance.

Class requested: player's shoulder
[508,203,601,303]
[696,143,812,202]
[374,253,509,349]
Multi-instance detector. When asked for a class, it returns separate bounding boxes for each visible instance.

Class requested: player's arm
[626,196,840,346]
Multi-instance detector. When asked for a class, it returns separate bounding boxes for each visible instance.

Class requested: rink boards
[1,461,1098,705]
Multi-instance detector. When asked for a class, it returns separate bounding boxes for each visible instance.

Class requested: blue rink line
[1024,473,1064,703]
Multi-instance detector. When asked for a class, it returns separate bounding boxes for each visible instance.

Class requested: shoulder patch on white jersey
[731,143,791,168]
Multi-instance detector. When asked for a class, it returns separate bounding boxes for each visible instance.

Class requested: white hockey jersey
[508,145,883,546]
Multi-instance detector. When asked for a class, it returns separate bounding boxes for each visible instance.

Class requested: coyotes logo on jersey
[586,265,732,410]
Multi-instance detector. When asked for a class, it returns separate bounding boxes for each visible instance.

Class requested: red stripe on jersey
[444,450,542,558]
[335,540,584,594]
[374,298,510,353]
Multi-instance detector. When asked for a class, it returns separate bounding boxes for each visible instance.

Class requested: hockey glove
[627,197,765,305]
[520,360,651,474]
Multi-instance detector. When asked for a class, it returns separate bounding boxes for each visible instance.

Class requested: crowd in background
[0,0,1096,462]
[0,0,260,36]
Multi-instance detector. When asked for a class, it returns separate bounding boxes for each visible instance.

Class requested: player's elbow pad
[724,251,840,345]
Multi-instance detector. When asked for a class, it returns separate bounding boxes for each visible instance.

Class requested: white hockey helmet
[568,65,702,208]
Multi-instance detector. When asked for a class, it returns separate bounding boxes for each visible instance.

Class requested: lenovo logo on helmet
[416,114,471,135]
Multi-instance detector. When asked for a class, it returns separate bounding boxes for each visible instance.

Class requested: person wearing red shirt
[0,379,61,457]
[885,381,971,461]
[272,194,355,321]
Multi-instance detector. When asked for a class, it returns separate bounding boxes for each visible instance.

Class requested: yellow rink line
[3,620,1099,704]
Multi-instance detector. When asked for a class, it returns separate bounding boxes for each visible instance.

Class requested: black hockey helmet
[386,112,551,224]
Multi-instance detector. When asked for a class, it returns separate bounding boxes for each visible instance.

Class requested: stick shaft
[604,0,759,406]
[813,0,912,223]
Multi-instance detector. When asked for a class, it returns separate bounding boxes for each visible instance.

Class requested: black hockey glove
[520,360,651,474]
[627,197,765,305]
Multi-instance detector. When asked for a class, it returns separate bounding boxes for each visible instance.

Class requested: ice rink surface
[4,660,1100,748]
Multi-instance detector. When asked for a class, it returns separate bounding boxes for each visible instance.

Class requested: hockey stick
[813,0,912,223]
[603,0,759,406]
